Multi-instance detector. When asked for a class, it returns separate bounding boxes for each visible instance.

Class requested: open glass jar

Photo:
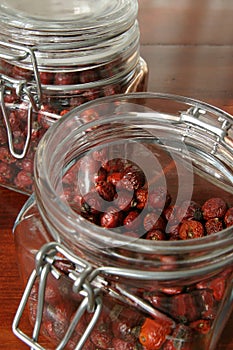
[13,93,233,350]
[0,0,148,194]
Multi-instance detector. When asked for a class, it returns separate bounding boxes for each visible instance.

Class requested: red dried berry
[146,229,166,240]
[123,210,141,231]
[115,190,136,211]
[96,181,116,201]
[9,111,21,132]
[90,328,113,349]
[102,158,127,173]
[112,338,137,350]
[0,162,13,182]
[205,218,223,235]
[176,200,203,222]
[100,206,123,228]
[224,207,233,227]
[39,71,54,84]
[163,205,179,225]
[44,302,74,341]
[166,223,181,240]
[14,170,33,189]
[139,317,171,350]
[0,127,7,144]
[79,70,98,83]
[0,146,16,164]
[143,212,166,232]
[135,188,148,210]
[189,319,211,334]
[120,163,145,191]
[12,65,32,80]
[20,157,34,172]
[107,172,123,186]
[54,72,76,85]
[94,166,107,183]
[148,186,171,211]
[196,276,226,301]
[202,197,227,220]
[179,220,204,240]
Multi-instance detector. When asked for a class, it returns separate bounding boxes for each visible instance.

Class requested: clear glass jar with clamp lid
[12,93,233,350]
[0,0,148,194]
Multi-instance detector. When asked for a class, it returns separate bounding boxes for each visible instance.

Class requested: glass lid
[0,0,138,32]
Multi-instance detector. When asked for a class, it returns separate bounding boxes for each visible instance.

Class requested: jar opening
[34,93,233,265]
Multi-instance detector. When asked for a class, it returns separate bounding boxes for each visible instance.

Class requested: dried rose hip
[135,188,148,210]
[202,197,227,220]
[176,200,202,222]
[115,190,137,211]
[90,328,113,349]
[205,218,223,235]
[143,212,166,232]
[163,205,179,227]
[120,163,145,191]
[139,317,171,350]
[102,158,127,173]
[196,276,226,301]
[112,337,136,350]
[224,207,233,227]
[96,181,116,201]
[189,319,211,334]
[146,229,166,241]
[100,206,123,228]
[179,220,204,240]
[107,172,123,187]
[94,167,107,183]
[123,210,140,231]
[148,186,171,211]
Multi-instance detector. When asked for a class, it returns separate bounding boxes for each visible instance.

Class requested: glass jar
[0,0,148,195]
[13,93,233,350]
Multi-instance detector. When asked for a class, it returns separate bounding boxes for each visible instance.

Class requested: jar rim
[34,92,233,261]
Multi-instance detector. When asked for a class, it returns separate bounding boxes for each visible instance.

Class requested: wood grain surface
[0,1,233,349]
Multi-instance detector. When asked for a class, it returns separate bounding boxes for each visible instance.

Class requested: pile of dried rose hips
[62,153,233,240]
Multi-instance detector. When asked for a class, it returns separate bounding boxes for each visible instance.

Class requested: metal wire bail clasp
[12,242,103,350]
[0,41,42,159]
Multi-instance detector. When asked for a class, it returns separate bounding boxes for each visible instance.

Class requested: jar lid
[0,0,140,73]
[0,0,138,44]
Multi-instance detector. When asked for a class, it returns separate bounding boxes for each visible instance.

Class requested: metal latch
[12,242,103,350]
[12,242,175,350]
[0,41,42,159]
[180,105,233,154]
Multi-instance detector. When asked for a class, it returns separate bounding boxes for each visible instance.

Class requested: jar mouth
[34,92,233,259]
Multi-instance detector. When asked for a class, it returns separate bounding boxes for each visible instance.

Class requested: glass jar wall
[0,0,148,194]
[13,93,233,350]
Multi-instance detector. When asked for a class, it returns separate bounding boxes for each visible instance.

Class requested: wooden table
[0,1,233,349]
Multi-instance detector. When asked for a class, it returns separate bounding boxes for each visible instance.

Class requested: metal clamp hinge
[0,41,42,159]
[12,242,103,350]
[180,106,233,154]
[180,106,231,138]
